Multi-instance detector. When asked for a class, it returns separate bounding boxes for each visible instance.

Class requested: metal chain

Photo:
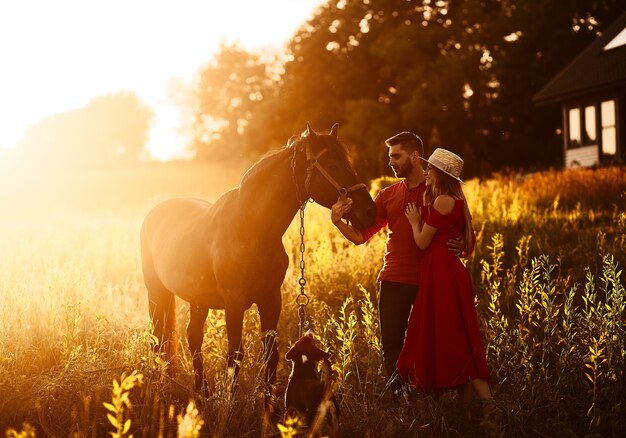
[289,130,369,338]
[296,203,309,337]
[291,138,310,338]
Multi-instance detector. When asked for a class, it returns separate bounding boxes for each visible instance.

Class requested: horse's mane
[239,132,352,189]
[239,137,299,188]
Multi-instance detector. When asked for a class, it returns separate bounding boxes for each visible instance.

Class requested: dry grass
[0,162,624,437]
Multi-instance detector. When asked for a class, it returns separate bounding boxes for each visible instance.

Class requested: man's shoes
[392,383,417,405]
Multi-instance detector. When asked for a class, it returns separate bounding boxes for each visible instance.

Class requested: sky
[0,0,324,160]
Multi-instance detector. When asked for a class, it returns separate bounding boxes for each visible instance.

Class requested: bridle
[291,135,367,206]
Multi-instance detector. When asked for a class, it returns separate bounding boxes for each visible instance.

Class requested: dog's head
[285,330,331,364]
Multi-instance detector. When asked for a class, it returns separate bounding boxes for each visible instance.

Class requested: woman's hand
[331,197,353,224]
[405,202,421,227]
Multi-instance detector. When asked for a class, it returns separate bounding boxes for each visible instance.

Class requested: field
[0,161,625,437]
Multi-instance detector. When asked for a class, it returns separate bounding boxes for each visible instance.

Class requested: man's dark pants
[378,280,418,393]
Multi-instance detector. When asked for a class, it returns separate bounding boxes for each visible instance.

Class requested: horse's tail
[141,223,178,373]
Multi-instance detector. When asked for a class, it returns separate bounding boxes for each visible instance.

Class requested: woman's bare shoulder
[433,194,455,215]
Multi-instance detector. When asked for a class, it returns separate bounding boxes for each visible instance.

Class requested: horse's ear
[329,123,339,139]
[285,345,296,361]
[305,122,317,137]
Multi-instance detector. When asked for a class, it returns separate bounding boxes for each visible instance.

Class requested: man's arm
[446,224,475,257]
[331,197,365,244]
[334,218,365,244]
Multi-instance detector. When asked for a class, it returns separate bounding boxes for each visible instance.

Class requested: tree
[190,43,278,161]
[17,91,153,168]
[187,0,624,179]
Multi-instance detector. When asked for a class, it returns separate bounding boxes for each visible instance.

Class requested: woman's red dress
[396,200,490,394]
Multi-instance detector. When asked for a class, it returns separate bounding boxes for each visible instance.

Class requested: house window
[568,108,581,149]
[584,105,596,143]
[601,100,616,156]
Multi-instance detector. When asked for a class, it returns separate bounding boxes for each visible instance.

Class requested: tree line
[14,92,153,169]
[13,0,623,177]
[189,0,624,180]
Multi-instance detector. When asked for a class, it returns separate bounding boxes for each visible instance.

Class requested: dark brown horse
[140,124,376,396]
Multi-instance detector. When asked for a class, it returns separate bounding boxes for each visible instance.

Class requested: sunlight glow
[504,31,522,42]
[0,0,322,160]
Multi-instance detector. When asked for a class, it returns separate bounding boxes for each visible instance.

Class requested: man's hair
[385,131,424,156]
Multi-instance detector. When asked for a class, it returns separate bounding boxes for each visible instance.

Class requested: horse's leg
[257,291,281,387]
[187,304,209,396]
[141,231,178,373]
[147,285,178,374]
[257,290,281,424]
[224,303,245,392]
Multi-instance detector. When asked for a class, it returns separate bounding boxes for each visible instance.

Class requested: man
[330,131,427,395]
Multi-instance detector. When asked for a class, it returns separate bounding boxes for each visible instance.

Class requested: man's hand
[331,197,353,224]
[447,235,467,257]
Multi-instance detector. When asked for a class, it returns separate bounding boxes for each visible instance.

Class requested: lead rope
[296,203,309,338]
[291,142,310,338]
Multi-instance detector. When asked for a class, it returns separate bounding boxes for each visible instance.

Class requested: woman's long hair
[424,168,475,254]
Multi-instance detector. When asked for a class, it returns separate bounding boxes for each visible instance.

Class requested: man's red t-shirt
[360,180,427,286]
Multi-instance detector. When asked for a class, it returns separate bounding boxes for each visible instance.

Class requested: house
[533,11,626,168]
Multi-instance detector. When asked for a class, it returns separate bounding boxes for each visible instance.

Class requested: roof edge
[532,10,626,104]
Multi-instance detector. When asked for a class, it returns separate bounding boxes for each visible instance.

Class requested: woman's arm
[405,195,455,250]
[405,203,437,249]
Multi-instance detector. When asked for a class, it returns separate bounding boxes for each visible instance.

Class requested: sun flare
[0,0,322,160]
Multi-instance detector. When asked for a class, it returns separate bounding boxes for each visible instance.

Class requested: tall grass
[0,163,624,436]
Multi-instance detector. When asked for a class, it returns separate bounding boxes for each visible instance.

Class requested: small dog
[284,330,339,437]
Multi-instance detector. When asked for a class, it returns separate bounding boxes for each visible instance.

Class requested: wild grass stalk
[103,371,144,438]
[1,163,624,437]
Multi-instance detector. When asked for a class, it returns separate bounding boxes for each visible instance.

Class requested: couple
[330,132,495,417]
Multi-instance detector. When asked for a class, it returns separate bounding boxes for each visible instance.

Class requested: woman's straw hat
[420,148,464,183]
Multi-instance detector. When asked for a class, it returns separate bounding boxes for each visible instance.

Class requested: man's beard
[393,160,413,178]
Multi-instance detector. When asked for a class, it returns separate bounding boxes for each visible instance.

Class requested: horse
[140,123,376,398]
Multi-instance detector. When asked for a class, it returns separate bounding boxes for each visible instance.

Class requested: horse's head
[292,123,377,229]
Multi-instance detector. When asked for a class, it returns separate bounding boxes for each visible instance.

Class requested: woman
[396,148,496,417]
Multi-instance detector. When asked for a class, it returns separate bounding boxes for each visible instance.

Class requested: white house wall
[565,145,598,168]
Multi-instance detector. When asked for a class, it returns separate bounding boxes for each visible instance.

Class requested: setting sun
[0,0,322,160]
